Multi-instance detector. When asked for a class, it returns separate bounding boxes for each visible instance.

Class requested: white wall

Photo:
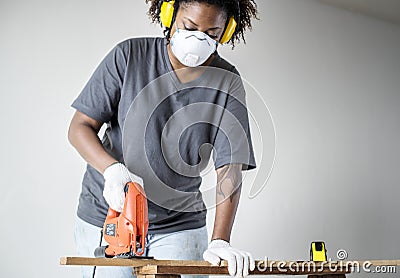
[0,0,399,277]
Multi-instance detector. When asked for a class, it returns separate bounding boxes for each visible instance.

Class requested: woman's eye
[183,24,218,39]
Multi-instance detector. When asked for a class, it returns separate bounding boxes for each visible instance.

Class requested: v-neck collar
[161,38,221,91]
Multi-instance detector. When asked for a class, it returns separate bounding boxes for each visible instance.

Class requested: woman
[68,1,258,277]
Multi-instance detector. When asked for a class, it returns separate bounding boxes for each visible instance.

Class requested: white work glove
[103,162,143,212]
[203,239,255,277]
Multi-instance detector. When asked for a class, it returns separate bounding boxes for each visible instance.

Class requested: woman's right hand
[103,162,144,212]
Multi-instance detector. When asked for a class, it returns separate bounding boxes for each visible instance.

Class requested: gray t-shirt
[72,37,256,233]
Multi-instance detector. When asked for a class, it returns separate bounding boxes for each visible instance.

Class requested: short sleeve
[213,70,256,171]
[71,42,128,123]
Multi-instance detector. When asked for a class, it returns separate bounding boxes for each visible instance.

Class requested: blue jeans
[74,217,208,278]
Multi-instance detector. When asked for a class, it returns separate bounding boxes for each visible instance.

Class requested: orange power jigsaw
[94,182,150,258]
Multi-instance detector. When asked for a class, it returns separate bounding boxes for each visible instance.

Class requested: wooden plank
[60,257,399,276]
[60,257,400,268]
[308,276,346,278]
[60,257,224,267]
[137,275,181,278]
[362,260,400,266]
[137,265,350,276]
[60,257,150,267]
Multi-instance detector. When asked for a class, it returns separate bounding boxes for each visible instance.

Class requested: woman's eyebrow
[184,17,222,30]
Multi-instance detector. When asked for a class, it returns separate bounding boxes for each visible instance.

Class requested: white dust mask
[170,25,217,67]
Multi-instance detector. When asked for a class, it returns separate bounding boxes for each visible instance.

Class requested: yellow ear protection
[160,0,176,29]
[160,0,238,44]
[220,16,237,44]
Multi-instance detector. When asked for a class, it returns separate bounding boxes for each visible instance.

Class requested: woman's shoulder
[107,37,166,65]
[115,37,165,51]
[212,54,240,76]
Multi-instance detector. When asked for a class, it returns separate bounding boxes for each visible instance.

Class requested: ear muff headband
[159,0,237,44]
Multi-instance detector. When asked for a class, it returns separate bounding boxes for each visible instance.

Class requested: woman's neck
[166,44,216,83]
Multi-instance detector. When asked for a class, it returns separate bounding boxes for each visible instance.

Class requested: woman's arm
[211,164,243,242]
[68,110,118,174]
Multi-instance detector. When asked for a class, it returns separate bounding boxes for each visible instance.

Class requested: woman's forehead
[178,2,227,24]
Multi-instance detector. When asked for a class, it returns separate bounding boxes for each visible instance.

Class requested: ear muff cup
[219,16,237,44]
[159,0,237,44]
[160,0,175,28]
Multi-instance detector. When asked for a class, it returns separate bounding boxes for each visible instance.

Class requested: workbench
[60,257,400,277]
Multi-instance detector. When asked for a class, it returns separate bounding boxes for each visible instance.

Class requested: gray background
[1,0,399,277]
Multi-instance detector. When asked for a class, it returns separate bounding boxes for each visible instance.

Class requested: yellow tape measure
[310,241,328,261]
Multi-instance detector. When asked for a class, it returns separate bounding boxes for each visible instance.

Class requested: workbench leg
[308,275,346,278]
[137,275,181,278]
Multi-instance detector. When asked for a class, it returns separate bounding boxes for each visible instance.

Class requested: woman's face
[171,2,227,43]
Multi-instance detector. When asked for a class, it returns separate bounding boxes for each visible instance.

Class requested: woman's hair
[145,0,258,47]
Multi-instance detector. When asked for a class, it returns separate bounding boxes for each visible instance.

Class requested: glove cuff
[209,239,230,248]
[103,162,144,187]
